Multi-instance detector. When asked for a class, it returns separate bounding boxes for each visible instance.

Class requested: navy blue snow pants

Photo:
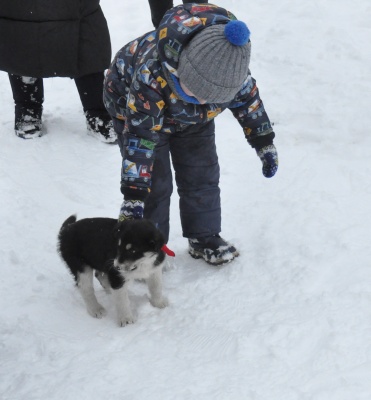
[118,120,221,242]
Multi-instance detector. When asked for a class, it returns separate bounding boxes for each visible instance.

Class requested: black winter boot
[85,111,117,144]
[9,74,44,139]
[188,235,239,265]
[15,106,43,139]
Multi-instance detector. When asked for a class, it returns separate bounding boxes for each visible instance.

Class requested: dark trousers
[8,75,44,112]
[8,72,108,115]
[148,0,208,28]
[128,121,221,242]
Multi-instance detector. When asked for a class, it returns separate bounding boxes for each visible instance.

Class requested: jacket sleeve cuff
[121,186,149,202]
[248,131,275,149]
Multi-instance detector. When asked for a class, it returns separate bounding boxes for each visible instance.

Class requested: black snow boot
[14,106,43,139]
[85,111,117,144]
[188,235,239,265]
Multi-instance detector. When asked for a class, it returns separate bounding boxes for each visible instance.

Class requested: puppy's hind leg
[77,267,107,318]
[147,268,169,309]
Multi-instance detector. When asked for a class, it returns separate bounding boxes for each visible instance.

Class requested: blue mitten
[119,200,144,221]
[256,144,279,178]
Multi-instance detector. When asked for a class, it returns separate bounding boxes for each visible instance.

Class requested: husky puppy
[58,215,168,326]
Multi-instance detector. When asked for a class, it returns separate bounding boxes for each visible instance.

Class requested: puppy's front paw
[87,305,107,319]
[150,296,169,309]
[118,315,135,327]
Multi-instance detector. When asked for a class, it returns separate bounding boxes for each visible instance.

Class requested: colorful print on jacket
[103,4,275,199]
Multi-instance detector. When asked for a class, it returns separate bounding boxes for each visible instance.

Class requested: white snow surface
[1,1,371,399]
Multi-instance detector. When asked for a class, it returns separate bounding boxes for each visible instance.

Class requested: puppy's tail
[60,215,77,230]
[58,215,79,282]
[58,215,77,252]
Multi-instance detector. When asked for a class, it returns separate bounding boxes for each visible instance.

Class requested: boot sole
[188,249,239,265]
[15,130,43,139]
[86,127,118,144]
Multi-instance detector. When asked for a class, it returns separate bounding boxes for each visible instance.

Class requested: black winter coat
[0,0,111,78]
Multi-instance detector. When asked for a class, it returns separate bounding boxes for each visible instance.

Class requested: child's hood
[156,4,238,78]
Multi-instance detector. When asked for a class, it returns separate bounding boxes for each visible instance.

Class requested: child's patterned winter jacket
[104,4,275,199]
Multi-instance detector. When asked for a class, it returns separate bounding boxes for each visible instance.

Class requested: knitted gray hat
[177,21,251,104]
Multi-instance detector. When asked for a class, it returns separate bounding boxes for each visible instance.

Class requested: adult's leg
[74,72,107,114]
[147,0,209,29]
[148,0,173,28]
[170,121,221,238]
[143,132,173,242]
[75,72,116,143]
[8,74,44,138]
[8,74,44,111]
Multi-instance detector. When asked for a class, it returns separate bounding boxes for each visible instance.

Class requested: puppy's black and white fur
[58,215,168,326]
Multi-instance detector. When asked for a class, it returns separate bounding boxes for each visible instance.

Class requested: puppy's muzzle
[154,250,165,266]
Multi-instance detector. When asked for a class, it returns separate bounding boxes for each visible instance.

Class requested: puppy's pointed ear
[114,219,131,238]
[114,221,125,238]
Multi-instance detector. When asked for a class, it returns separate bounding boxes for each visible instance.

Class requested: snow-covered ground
[1,1,371,399]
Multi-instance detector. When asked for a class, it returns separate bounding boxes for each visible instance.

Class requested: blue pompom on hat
[177,20,251,104]
[224,20,251,46]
